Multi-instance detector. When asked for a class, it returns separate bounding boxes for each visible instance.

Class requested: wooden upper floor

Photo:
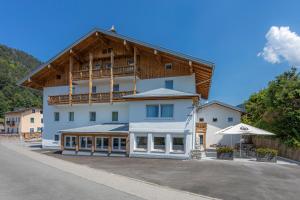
[19,28,214,99]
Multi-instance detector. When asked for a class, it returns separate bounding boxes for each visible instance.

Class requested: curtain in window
[161,104,174,118]
[146,105,159,117]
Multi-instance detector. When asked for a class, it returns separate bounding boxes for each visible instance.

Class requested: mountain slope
[0,44,42,118]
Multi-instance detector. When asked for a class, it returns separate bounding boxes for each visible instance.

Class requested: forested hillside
[0,44,42,118]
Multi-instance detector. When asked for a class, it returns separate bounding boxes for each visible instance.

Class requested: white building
[19,27,217,159]
[197,101,244,148]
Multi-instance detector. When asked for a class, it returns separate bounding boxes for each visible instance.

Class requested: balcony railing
[48,91,134,105]
[73,66,136,81]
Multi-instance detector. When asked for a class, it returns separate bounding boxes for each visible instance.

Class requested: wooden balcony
[72,66,136,81]
[48,91,134,105]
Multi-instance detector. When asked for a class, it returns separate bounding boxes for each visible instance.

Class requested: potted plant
[256,148,277,163]
[216,146,234,160]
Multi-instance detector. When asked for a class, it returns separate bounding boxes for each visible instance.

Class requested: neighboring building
[0,122,4,133]
[19,27,214,159]
[4,108,43,134]
[197,101,244,148]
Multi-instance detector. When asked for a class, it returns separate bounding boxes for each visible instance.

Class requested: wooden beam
[69,56,73,105]
[133,47,137,94]
[123,40,130,51]
[189,61,193,73]
[110,50,114,104]
[91,135,95,153]
[70,49,84,64]
[61,133,64,151]
[88,52,93,105]
[196,79,211,86]
[75,136,79,152]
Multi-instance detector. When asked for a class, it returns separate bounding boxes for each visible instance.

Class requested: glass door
[112,137,126,152]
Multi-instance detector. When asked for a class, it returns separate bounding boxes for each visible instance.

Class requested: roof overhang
[19,28,214,98]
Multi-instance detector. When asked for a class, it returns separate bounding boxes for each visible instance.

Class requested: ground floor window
[65,136,76,149]
[172,137,185,152]
[79,136,92,150]
[95,137,109,150]
[135,136,147,151]
[112,137,126,151]
[153,136,165,152]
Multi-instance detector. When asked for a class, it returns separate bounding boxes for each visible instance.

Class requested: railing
[48,91,134,105]
[73,66,135,81]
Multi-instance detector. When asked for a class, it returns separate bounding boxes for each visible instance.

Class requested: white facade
[128,99,195,159]
[197,103,242,147]
[42,75,197,159]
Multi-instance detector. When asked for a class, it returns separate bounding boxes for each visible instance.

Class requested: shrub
[216,146,234,154]
[256,148,278,157]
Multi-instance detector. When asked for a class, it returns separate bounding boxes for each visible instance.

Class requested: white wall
[43,86,129,148]
[137,74,196,93]
[128,99,195,158]
[197,104,242,147]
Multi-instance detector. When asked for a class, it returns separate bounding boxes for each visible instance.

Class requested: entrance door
[112,137,126,152]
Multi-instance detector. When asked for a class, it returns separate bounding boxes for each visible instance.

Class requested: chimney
[109,25,116,33]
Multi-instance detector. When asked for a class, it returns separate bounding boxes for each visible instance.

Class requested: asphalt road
[0,144,143,200]
[44,150,300,200]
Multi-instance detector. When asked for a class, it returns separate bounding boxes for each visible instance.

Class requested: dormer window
[165,63,172,70]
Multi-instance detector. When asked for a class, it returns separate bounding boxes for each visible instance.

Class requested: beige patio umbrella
[216,123,275,157]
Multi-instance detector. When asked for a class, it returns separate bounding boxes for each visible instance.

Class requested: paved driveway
[42,150,300,200]
[0,144,143,200]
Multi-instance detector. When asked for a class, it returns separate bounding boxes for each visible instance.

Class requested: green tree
[242,68,300,147]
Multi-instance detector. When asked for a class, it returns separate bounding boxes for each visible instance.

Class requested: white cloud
[258,26,300,67]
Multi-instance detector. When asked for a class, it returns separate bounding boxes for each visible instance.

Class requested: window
[54,134,59,141]
[69,112,74,121]
[146,105,159,118]
[72,86,75,94]
[89,112,96,121]
[165,63,172,70]
[112,137,126,151]
[80,136,92,149]
[228,117,233,122]
[41,118,43,123]
[54,112,59,121]
[37,127,42,132]
[105,63,111,68]
[127,58,134,65]
[94,63,101,69]
[30,117,34,123]
[30,128,34,133]
[199,118,204,122]
[135,136,147,150]
[95,137,109,150]
[65,136,76,149]
[165,80,173,89]
[212,118,218,122]
[56,75,61,80]
[112,111,118,122]
[160,104,174,118]
[113,84,119,92]
[172,137,184,152]
[92,86,97,93]
[40,110,43,114]
[153,136,165,151]
[102,48,113,54]
[32,109,35,113]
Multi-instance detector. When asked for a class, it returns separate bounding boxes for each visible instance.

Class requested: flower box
[256,148,277,163]
[216,147,234,160]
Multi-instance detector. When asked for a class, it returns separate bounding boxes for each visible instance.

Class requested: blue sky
[0,0,299,105]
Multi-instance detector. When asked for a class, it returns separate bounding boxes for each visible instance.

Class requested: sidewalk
[1,141,217,200]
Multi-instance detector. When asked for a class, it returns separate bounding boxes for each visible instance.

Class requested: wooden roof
[19,28,214,99]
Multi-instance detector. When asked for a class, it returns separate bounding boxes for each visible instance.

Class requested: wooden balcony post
[75,136,79,152]
[110,51,114,104]
[88,52,93,105]
[133,47,137,94]
[91,135,95,153]
[69,56,73,105]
